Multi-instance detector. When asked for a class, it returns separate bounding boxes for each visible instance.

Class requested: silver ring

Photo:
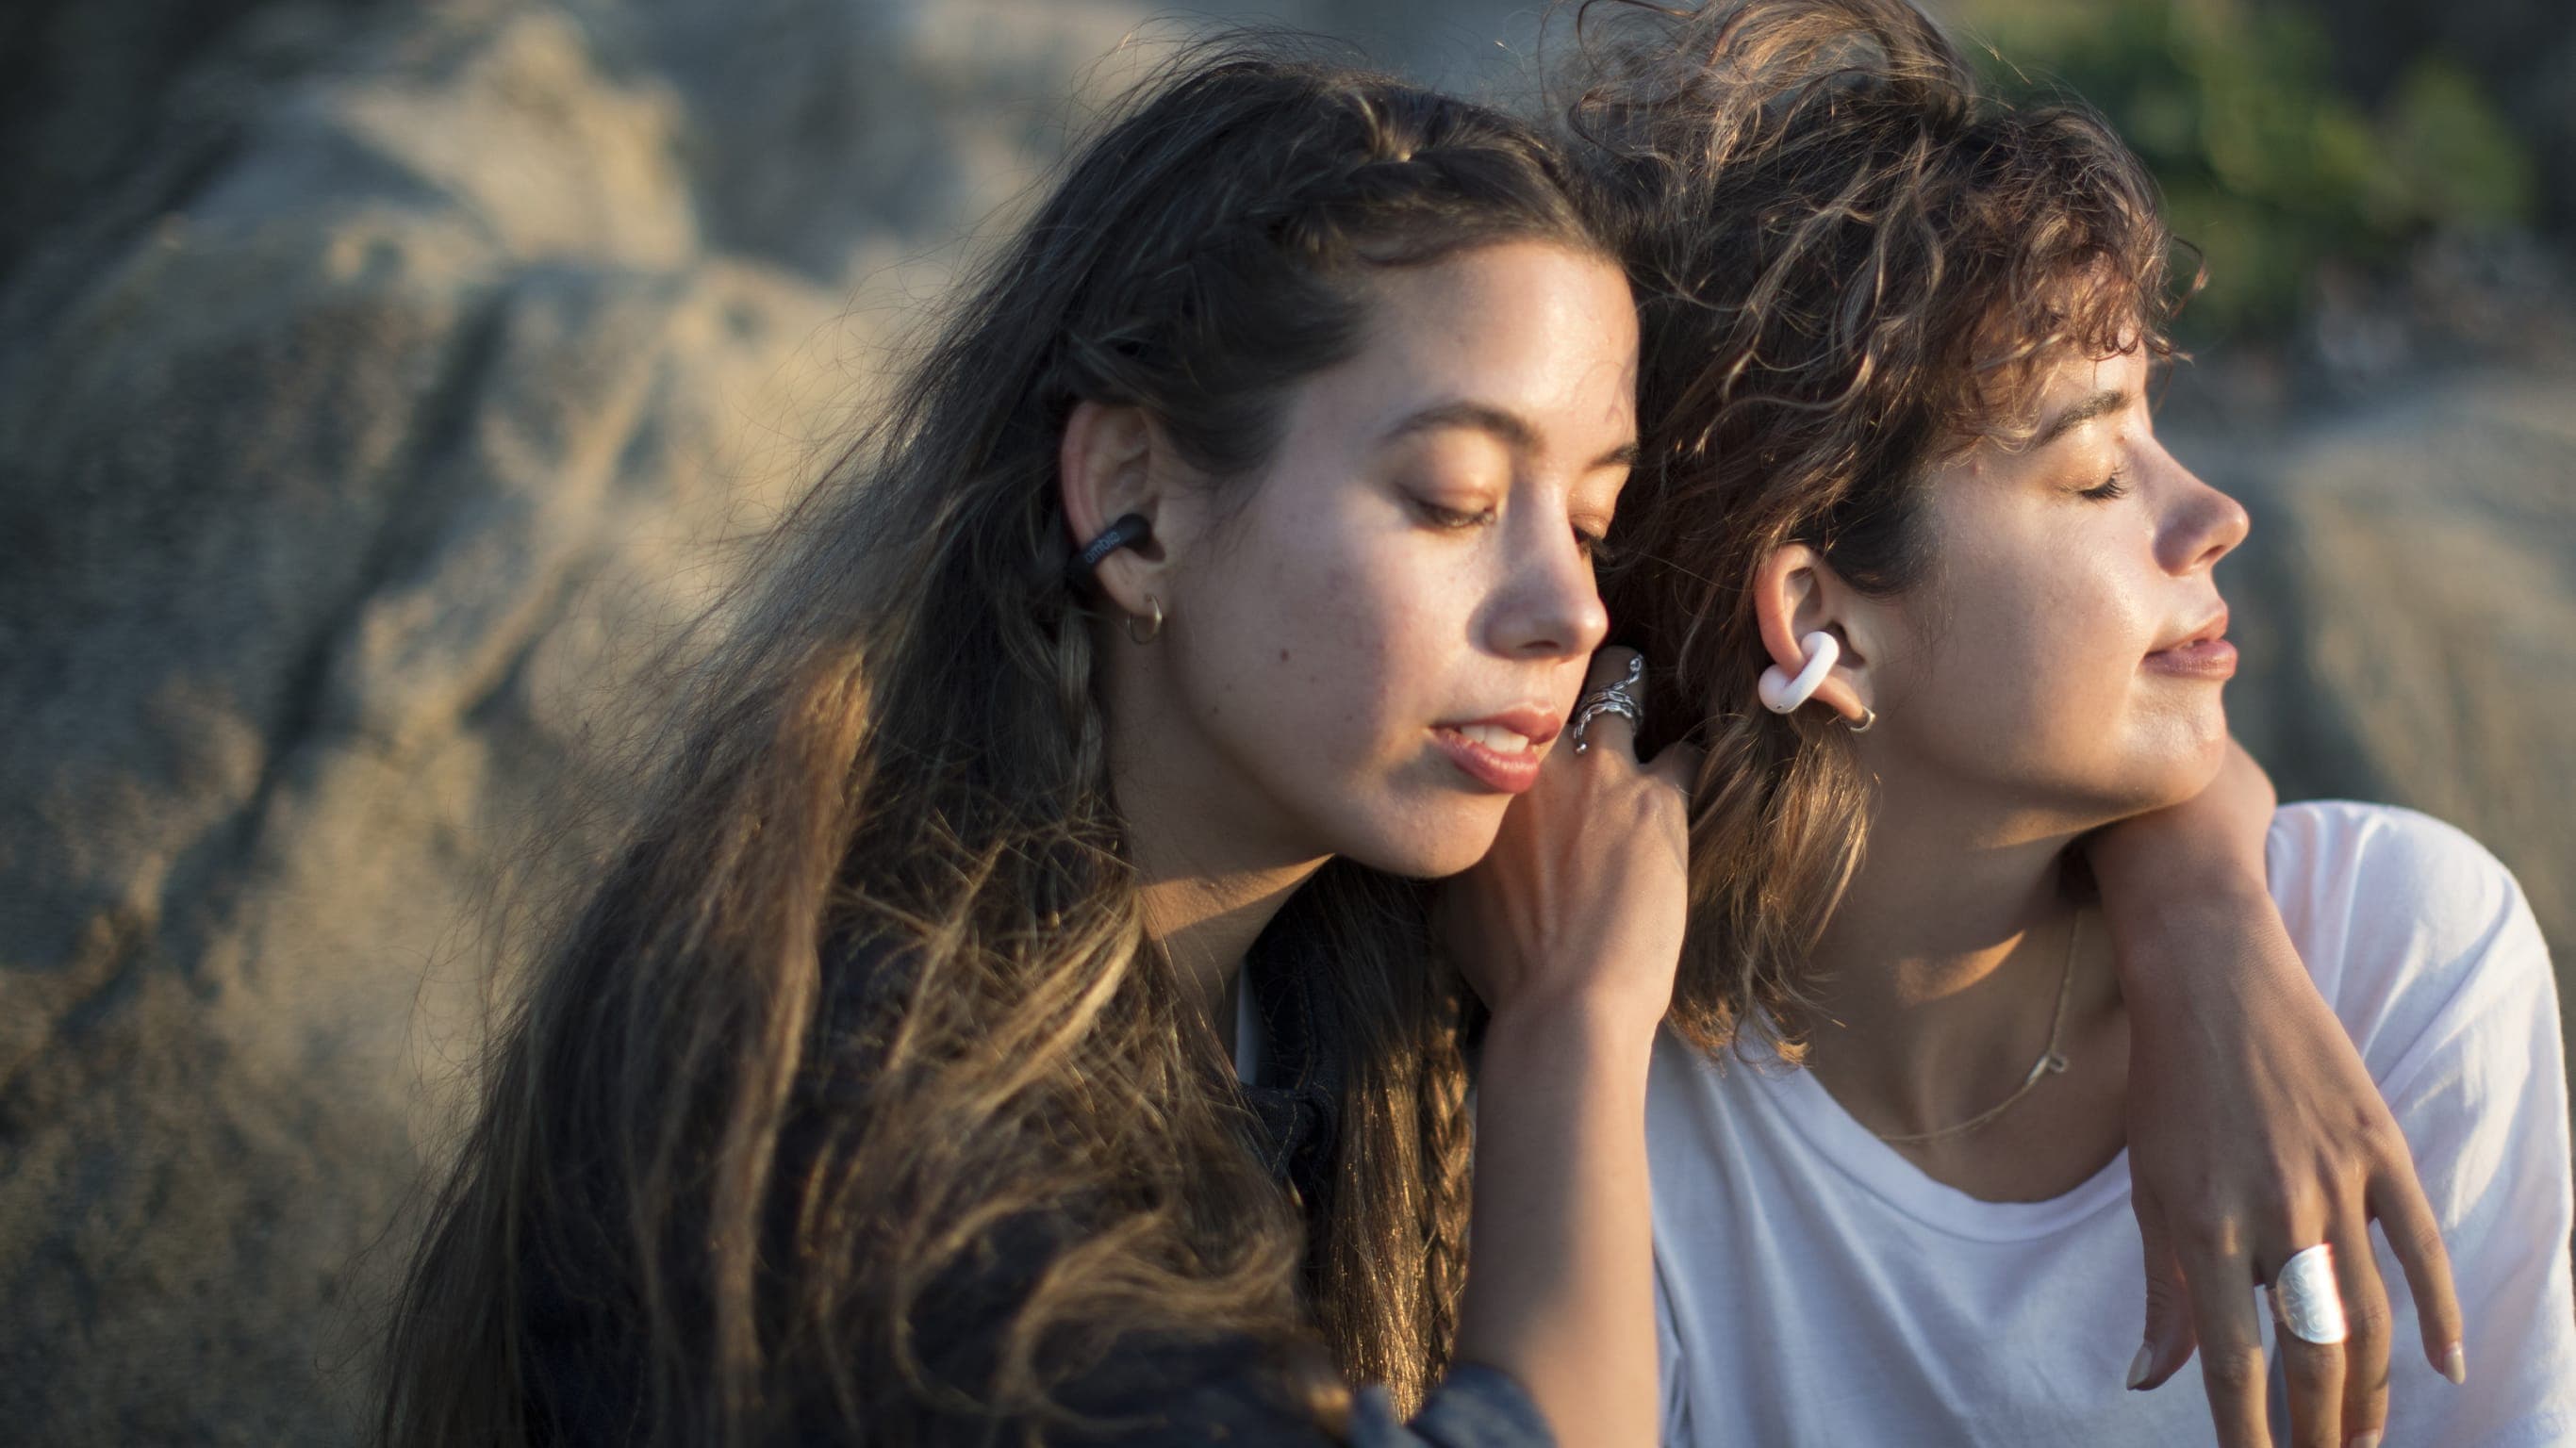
[1577,657,1644,716]
[2272,1243,2348,1345]
[1570,694,1643,754]
[1571,656,1646,755]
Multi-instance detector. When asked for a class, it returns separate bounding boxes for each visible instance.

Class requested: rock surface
[0,0,2568,1443]
[2180,373,2576,1061]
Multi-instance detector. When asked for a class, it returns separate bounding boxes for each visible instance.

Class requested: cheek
[1900,539,2153,746]
[1177,495,1447,774]
[1165,492,1520,874]
[1897,536,2219,801]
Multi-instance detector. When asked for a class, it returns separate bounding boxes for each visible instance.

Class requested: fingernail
[2443,1341,2468,1385]
[2125,1341,2152,1390]
[2349,1433,2382,1448]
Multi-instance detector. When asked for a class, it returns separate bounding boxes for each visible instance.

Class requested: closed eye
[1414,498,1496,530]
[2078,473,2129,502]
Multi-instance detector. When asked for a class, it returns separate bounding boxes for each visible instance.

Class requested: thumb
[2131,1193,2200,1390]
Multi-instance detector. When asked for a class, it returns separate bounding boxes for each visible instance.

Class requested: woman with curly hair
[1577,4,2576,1443]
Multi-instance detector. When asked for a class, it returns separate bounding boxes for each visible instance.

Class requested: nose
[1486,509,1610,661]
[2155,454,2251,577]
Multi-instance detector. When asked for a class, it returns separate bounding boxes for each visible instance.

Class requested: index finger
[1569,648,1646,761]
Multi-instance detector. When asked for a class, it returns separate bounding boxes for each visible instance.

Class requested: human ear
[1751,542,1875,727]
[1058,401,1180,621]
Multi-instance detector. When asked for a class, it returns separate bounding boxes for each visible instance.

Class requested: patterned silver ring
[1570,656,1647,755]
[1570,694,1643,754]
[2273,1243,2349,1345]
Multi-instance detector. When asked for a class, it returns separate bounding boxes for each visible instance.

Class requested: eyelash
[2079,473,2129,502]
[1416,500,1611,561]
[1418,501,1495,531]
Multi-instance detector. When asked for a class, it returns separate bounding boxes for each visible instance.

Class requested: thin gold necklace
[1874,908,2081,1147]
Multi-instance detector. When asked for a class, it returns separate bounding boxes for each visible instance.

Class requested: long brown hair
[1571,0,2184,1059]
[377,44,1605,1446]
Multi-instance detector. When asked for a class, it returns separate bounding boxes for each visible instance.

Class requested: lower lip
[2143,638,2238,680]
[1432,727,1544,794]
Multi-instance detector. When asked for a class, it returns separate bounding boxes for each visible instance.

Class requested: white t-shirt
[1650,801,2576,1446]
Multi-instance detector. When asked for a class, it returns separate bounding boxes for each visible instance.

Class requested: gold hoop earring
[1124,596,1164,645]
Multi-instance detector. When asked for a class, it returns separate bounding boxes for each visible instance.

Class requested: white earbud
[1758,630,1841,714]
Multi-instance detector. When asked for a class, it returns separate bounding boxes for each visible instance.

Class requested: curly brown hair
[1569,0,2189,1061]
[378,42,1607,1447]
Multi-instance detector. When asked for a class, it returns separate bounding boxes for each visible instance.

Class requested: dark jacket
[520,913,1551,1447]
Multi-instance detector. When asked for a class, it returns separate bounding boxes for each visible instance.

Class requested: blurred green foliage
[1972,0,2535,338]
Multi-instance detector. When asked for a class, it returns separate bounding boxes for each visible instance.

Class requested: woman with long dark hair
[1579,4,2576,1443]
[379,47,1694,1447]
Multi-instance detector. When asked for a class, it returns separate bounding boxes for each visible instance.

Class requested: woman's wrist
[1483,981,1666,1067]
[2087,738,2277,900]
[2088,739,2286,1008]
[1460,978,1661,1448]
[2086,799,2269,902]
[2087,866,2268,1015]
[2097,871,2293,1008]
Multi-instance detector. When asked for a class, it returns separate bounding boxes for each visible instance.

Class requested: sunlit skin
[1757,340,2252,1201]
[1846,343,2251,838]
[1062,239,1676,1448]
[1058,239,1640,1020]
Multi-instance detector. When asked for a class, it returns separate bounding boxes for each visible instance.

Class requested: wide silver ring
[1571,656,1646,755]
[2272,1243,2349,1345]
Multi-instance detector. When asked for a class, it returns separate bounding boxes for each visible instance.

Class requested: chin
[2171,712,2234,794]
[2084,742,2230,825]
[1339,803,1511,881]
[2105,703,2231,802]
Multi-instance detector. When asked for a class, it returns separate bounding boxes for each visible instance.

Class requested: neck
[1798,768,2099,1134]
[1103,640,1329,1055]
[1128,842,1322,1046]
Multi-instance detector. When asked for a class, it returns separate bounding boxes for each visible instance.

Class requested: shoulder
[2266,800,2554,1089]
[2266,800,2524,927]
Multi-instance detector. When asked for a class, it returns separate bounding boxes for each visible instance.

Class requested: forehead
[2029,345,2147,413]
[1959,258,2154,424]
[1932,337,2151,488]
[1967,328,2153,454]
[1320,240,1639,444]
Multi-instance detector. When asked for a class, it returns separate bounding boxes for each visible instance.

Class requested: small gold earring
[1124,595,1164,645]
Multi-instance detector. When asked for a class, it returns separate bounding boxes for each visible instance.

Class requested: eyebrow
[1379,400,1639,471]
[2033,388,2130,449]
